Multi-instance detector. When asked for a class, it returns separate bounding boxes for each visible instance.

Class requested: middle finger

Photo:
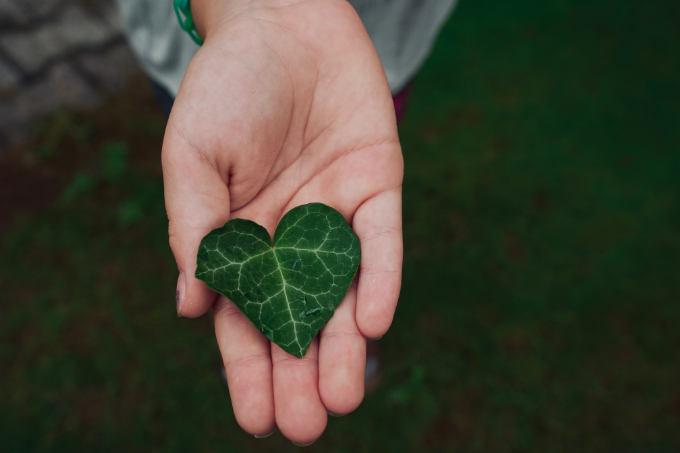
[272,338,327,444]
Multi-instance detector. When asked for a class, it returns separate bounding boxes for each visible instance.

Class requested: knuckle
[213,299,242,319]
[359,265,400,276]
[361,224,401,243]
[322,330,364,341]
[274,355,318,368]
[224,353,271,370]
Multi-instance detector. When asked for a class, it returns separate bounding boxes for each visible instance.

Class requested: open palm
[162,0,403,444]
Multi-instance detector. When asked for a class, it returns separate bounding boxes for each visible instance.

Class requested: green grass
[2,0,679,450]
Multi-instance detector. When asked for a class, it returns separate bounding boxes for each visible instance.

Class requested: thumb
[162,124,231,318]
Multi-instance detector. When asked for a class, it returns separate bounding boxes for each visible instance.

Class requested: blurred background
[1,0,679,451]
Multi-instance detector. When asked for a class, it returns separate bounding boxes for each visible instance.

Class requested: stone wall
[0,0,142,149]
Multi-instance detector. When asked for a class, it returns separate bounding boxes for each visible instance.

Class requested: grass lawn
[1,0,679,451]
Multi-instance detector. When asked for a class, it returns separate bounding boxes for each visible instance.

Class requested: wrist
[191,0,306,41]
[190,0,221,41]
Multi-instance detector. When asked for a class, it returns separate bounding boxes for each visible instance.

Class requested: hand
[162,0,403,444]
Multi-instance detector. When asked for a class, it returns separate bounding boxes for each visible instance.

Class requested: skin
[164,0,403,444]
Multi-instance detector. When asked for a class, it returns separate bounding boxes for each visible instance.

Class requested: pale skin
[163,0,403,444]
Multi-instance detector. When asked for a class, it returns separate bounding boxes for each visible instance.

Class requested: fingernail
[254,430,275,439]
[292,440,316,447]
[327,410,344,417]
[176,272,186,317]
[369,335,383,340]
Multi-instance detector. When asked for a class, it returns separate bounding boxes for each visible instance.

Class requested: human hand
[162,0,403,444]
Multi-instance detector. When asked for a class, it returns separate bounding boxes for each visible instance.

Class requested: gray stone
[0,6,119,74]
[0,62,100,145]
[0,58,20,91]
[93,0,123,30]
[23,0,62,18]
[77,43,140,92]
[0,0,131,150]
[0,59,20,91]
[0,0,28,25]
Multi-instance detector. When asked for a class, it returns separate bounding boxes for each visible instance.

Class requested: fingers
[319,284,366,415]
[272,339,327,444]
[213,296,276,436]
[272,139,403,335]
[353,187,403,338]
[162,124,231,317]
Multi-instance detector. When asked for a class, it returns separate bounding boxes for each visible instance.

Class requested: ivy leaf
[195,203,361,358]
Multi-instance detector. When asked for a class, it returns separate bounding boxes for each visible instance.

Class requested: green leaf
[195,203,361,358]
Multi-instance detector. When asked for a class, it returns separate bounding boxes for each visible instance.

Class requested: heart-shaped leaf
[195,203,361,358]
